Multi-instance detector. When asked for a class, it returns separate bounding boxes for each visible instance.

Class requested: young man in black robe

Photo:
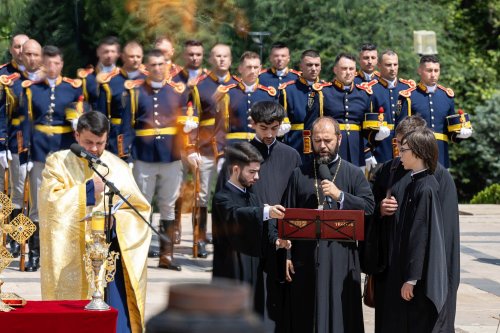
[212,141,289,322]
[215,101,301,332]
[282,116,374,333]
[368,116,460,333]
[382,128,448,332]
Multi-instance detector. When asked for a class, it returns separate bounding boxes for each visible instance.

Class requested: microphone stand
[88,161,170,243]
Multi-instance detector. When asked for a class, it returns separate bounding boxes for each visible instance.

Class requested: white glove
[217,157,225,173]
[0,150,11,169]
[456,127,472,139]
[183,119,198,133]
[187,152,202,168]
[365,156,377,171]
[21,161,34,172]
[128,162,134,169]
[278,123,291,137]
[375,125,390,141]
[71,119,79,131]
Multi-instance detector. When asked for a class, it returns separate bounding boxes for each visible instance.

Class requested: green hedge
[470,184,500,204]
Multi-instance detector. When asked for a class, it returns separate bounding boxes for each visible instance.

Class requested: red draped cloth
[0,300,117,332]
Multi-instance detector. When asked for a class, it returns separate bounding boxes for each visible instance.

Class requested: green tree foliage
[0,0,30,60]
[471,184,500,204]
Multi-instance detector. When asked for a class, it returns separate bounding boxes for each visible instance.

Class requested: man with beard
[368,115,459,333]
[282,116,374,333]
[212,141,289,322]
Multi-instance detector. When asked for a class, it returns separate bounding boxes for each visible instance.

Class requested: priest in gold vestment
[39,111,151,333]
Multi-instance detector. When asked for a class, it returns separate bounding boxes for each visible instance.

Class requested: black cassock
[368,161,459,333]
[212,182,266,314]
[215,139,302,332]
[282,158,374,333]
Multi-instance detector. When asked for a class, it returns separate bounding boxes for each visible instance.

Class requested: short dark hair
[43,45,63,60]
[401,128,438,173]
[98,36,120,49]
[301,49,320,61]
[359,43,377,52]
[395,115,427,137]
[379,49,397,61]
[77,111,110,136]
[123,40,143,53]
[145,49,165,62]
[271,42,289,51]
[225,142,263,173]
[184,40,203,48]
[334,52,356,66]
[419,55,440,65]
[311,116,340,138]
[250,101,285,125]
[240,51,260,63]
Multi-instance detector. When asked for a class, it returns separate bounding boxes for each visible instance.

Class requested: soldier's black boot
[25,222,40,272]
[8,209,22,258]
[158,220,182,271]
[196,207,208,258]
[174,197,182,244]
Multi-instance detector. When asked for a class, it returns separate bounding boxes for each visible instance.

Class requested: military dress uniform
[20,75,82,271]
[96,67,148,158]
[370,77,416,163]
[399,82,461,168]
[77,64,119,110]
[321,79,373,166]
[121,78,195,270]
[279,77,324,156]
[189,72,238,255]
[353,69,379,85]
[259,67,301,90]
[216,79,278,147]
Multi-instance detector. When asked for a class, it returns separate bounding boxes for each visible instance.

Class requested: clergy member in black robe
[368,116,459,333]
[282,117,374,333]
[212,141,287,322]
[216,101,302,332]
[379,128,448,333]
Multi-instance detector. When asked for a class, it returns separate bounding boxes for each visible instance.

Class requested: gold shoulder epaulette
[399,78,416,88]
[96,68,120,84]
[399,86,416,98]
[278,80,296,90]
[124,79,144,90]
[312,81,332,91]
[232,75,242,82]
[197,73,209,84]
[289,69,302,76]
[217,83,237,94]
[21,80,34,88]
[356,80,377,95]
[259,68,268,75]
[0,72,21,86]
[77,67,94,79]
[63,77,82,88]
[258,85,277,97]
[373,70,380,77]
[168,80,186,94]
[139,67,149,76]
[437,84,454,98]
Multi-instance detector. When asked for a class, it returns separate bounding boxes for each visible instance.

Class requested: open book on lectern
[79,194,131,221]
[277,208,365,242]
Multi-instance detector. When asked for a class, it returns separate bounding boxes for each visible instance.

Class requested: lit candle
[91,212,106,231]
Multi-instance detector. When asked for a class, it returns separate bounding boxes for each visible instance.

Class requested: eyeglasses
[399,147,412,154]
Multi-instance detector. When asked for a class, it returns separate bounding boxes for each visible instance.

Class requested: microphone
[318,164,334,209]
[70,143,108,168]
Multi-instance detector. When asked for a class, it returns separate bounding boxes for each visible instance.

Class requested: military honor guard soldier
[259,42,301,90]
[354,43,379,84]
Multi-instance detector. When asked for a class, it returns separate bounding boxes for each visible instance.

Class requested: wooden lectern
[278,208,365,242]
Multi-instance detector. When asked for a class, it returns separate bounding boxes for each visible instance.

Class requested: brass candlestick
[83,212,119,311]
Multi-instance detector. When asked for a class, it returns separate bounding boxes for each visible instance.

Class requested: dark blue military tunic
[400,82,457,168]
[322,79,373,167]
[353,69,379,85]
[259,67,300,91]
[96,68,147,157]
[20,76,82,163]
[370,77,415,163]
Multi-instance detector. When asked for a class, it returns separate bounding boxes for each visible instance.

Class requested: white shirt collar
[47,78,57,88]
[411,168,428,177]
[255,136,276,149]
[243,82,257,93]
[127,70,140,79]
[150,80,163,89]
[426,84,437,93]
[363,71,373,81]
[99,63,116,73]
[228,180,246,193]
[387,78,397,89]
[276,68,287,77]
[188,69,200,81]
[28,71,40,81]
[18,64,26,72]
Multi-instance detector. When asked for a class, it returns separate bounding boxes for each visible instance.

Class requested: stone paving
[1,204,500,332]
